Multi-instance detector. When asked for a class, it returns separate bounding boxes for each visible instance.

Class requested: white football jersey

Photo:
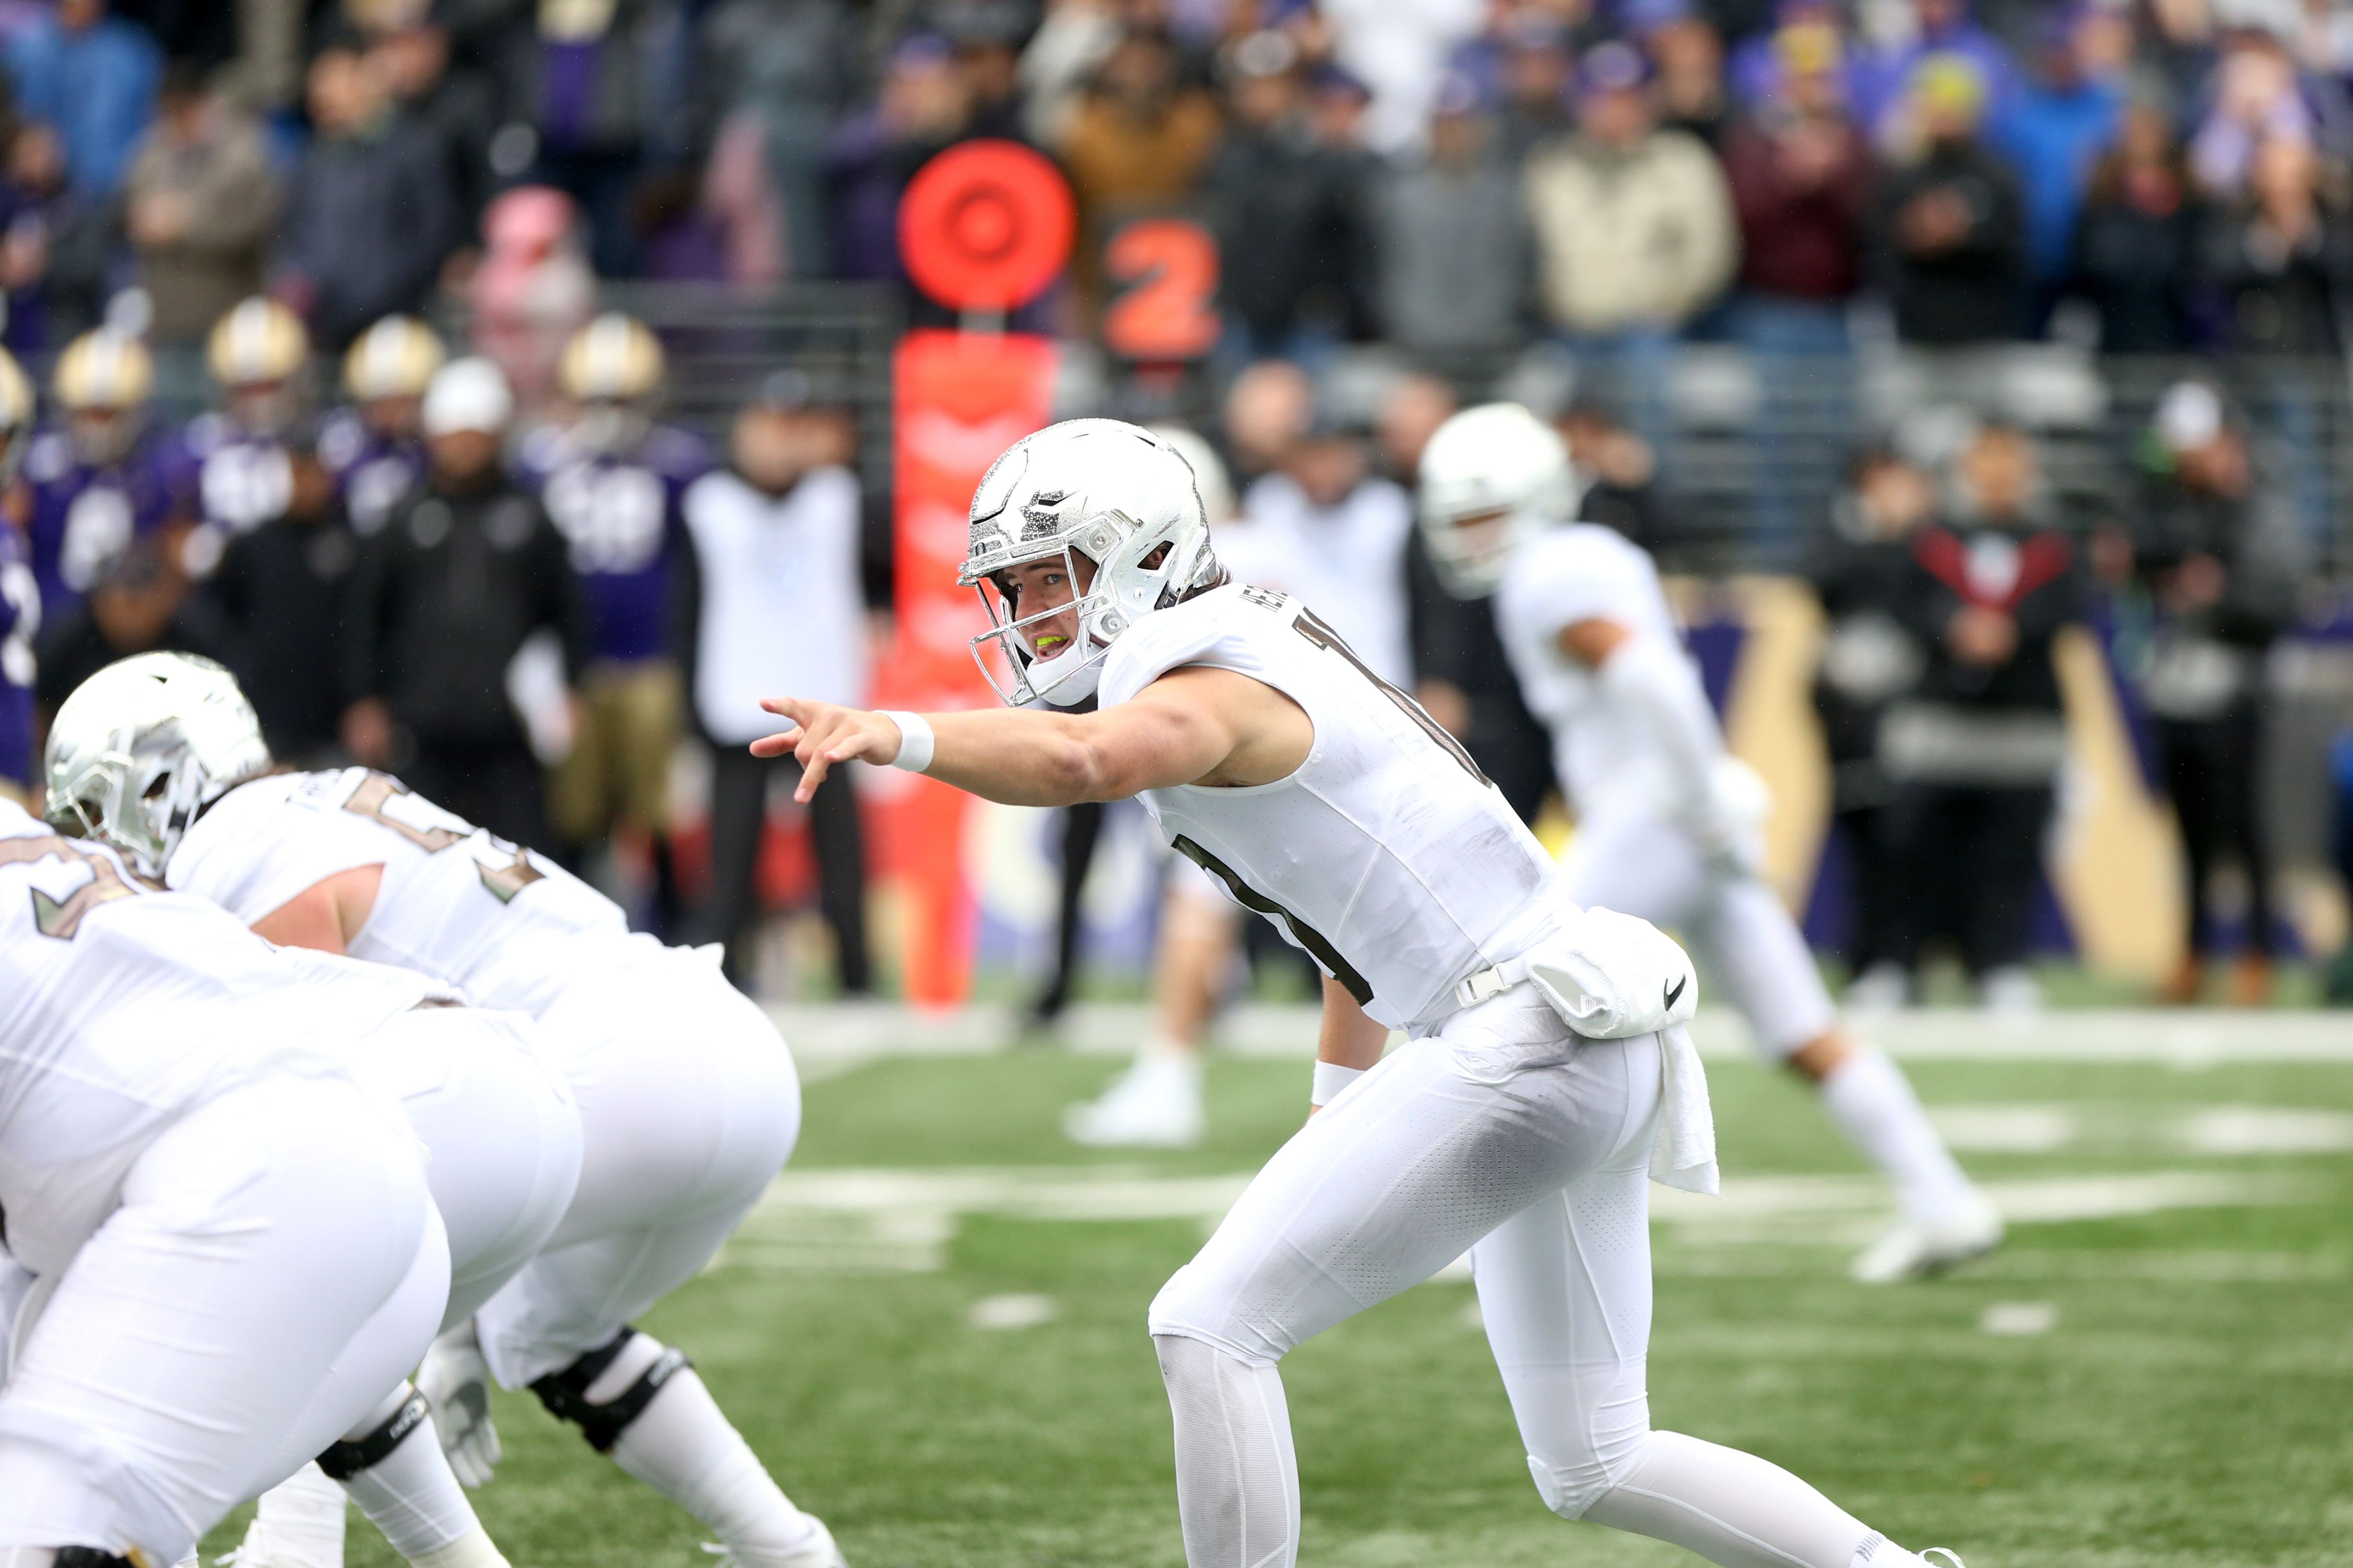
[170,768,630,1018]
[1100,584,1569,1032]
[1493,524,1710,821]
[0,799,432,1272]
[1235,473,1415,687]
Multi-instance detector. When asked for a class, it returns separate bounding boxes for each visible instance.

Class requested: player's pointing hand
[752,697,908,801]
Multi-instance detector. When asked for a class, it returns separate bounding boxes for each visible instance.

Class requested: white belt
[1456,959,1531,1010]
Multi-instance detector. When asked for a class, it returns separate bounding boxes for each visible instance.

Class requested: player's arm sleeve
[1592,633,1724,819]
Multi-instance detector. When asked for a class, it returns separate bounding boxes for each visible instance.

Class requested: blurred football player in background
[0,349,37,804]
[322,312,444,536]
[1422,403,2001,1282]
[24,328,195,618]
[523,311,709,919]
[185,296,311,554]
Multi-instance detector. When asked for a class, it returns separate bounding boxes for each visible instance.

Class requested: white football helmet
[1415,402,1583,598]
[43,652,272,878]
[960,419,1224,708]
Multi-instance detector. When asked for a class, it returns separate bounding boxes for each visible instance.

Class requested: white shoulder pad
[1099,584,1295,708]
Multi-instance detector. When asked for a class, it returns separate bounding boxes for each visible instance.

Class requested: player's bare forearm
[1316,976,1389,1072]
[752,677,1243,808]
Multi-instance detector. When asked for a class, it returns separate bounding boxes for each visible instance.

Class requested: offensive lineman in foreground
[46,656,840,1568]
[1417,404,2003,1282]
[753,419,1969,1568]
[0,799,450,1568]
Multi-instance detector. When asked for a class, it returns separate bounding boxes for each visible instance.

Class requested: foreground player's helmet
[345,314,448,403]
[43,652,271,879]
[0,345,32,484]
[960,419,1223,708]
[1415,402,1583,599]
[558,312,663,452]
[54,329,154,463]
[207,297,311,389]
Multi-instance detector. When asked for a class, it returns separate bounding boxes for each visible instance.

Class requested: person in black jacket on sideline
[1870,56,2028,347]
[1878,422,2085,1012]
[342,357,585,848]
[202,427,361,765]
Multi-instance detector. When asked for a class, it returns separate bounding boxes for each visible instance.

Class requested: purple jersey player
[0,519,35,791]
[30,329,198,617]
[521,419,713,664]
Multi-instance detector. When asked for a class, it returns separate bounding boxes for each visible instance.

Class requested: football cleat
[700,1516,850,1568]
[1850,1193,2005,1285]
[1063,1059,1204,1149]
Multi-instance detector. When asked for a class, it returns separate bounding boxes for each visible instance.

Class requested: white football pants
[475,942,803,1387]
[1149,987,1880,1568]
[1562,810,1836,1058]
[0,1074,449,1563]
[348,1008,585,1329]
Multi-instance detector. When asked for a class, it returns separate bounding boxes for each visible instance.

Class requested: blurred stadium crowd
[0,0,2351,1008]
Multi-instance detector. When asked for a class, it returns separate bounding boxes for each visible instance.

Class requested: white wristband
[879,710,934,774]
[1310,1060,1367,1108]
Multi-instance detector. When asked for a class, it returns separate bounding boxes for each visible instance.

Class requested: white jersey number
[0,834,137,939]
[544,463,666,575]
[0,560,37,687]
[344,773,547,906]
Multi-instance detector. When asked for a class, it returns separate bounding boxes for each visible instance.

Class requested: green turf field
[217,1022,2353,1568]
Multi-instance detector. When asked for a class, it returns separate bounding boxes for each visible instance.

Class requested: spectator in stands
[124,62,279,348]
[825,34,975,287]
[1314,0,1487,154]
[5,0,160,196]
[370,9,498,262]
[1220,356,1314,485]
[1991,5,2128,327]
[2204,131,2353,358]
[1722,19,1873,543]
[2189,32,2314,201]
[1058,27,1223,319]
[2072,102,2203,352]
[681,373,873,995]
[469,185,595,410]
[1557,400,1664,550]
[2131,382,2306,1006]
[1807,446,1935,1005]
[499,0,661,277]
[1491,18,1576,163]
[1368,72,1528,362]
[1524,41,1738,452]
[343,357,585,848]
[275,40,456,351]
[1849,0,2021,140]
[699,0,852,281]
[1870,55,2028,345]
[1203,31,1366,361]
[1881,422,2085,1013]
[523,313,711,916]
[1638,0,1733,146]
[0,120,115,354]
[202,426,359,765]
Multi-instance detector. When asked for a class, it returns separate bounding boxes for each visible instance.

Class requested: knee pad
[1528,1453,1614,1521]
[50,1552,137,1568]
[530,1328,690,1453]
[315,1387,430,1480]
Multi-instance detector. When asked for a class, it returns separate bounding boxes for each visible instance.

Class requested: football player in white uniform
[750,419,1971,1568]
[45,655,841,1568]
[1416,403,2003,1283]
[0,800,488,1568]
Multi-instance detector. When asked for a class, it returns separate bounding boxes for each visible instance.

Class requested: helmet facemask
[964,507,1214,708]
[1422,502,1540,598]
[45,721,210,881]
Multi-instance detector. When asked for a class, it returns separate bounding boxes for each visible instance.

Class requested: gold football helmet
[345,314,449,403]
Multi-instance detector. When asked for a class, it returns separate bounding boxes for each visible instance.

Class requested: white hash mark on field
[711,1167,2316,1276]
[967,1294,1059,1331]
[1979,1302,2059,1336]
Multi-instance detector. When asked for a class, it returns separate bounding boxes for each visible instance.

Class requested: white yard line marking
[772,1002,2353,1070]
[713,1166,2318,1276]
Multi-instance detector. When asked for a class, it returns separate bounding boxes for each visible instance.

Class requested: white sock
[1138,1036,1202,1078]
[1818,1046,1974,1224]
[597,1335,822,1562]
[1581,1430,1875,1568]
[248,1461,348,1567]
[1154,1333,1299,1568]
[332,1386,504,1565]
